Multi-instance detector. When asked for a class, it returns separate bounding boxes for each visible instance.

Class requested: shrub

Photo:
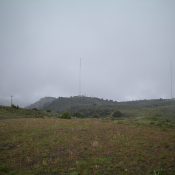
[112,110,122,118]
[73,112,85,118]
[61,112,71,119]
[11,104,19,109]
[32,108,38,111]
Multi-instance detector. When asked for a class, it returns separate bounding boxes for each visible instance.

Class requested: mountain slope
[44,96,117,112]
[27,97,56,110]
[27,96,175,119]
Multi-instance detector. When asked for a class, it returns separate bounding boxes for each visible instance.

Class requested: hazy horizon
[1,0,175,106]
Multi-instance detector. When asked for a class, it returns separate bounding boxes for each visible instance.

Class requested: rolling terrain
[27,96,175,123]
[0,98,175,175]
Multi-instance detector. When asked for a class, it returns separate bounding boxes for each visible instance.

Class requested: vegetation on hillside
[26,97,175,124]
[0,98,175,174]
[0,118,175,175]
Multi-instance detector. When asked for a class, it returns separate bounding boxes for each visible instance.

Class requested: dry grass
[0,118,175,175]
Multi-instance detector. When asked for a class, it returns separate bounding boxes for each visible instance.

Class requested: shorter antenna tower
[79,58,82,96]
[170,60,173,99]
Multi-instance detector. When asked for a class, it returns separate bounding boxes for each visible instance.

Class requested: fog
[0,0,175,106]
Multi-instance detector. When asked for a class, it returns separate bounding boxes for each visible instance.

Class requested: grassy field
[0,106,58,119]
[0,114,175,175]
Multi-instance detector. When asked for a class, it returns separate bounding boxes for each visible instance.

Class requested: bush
[61,112,71,119]
[112,110,122,118]
[73,112,85,118]
[32,108,38,111]
[11,104,19,109]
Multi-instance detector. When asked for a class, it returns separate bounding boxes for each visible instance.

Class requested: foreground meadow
[0,118,175,175]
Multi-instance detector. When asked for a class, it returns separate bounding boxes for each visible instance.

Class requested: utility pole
[10,95,13,106]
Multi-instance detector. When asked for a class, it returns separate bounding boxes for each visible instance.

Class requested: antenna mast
[170,60,173,99]
[79,58,82,96]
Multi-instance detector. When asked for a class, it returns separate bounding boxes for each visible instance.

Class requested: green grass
[0,106,59,119]
[0,106,175,174]
[0,117,175,175]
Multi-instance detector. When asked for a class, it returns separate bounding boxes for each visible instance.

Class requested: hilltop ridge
[27,97,56,110]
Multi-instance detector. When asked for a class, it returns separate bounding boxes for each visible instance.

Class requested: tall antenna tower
[170,60,173,99]
[79,58,82,96]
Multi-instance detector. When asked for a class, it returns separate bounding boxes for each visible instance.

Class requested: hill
[27,97,56,110]
[27,96,175,120]
[27,96,118,116]
[44,96,117,111]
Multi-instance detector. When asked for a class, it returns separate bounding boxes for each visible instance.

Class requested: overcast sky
[0,0,175,106]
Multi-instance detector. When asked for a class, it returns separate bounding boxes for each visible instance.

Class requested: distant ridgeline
[27,96,117,117]
[27,96,175,118]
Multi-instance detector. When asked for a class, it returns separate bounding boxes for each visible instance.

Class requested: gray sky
[0,0,175,106]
